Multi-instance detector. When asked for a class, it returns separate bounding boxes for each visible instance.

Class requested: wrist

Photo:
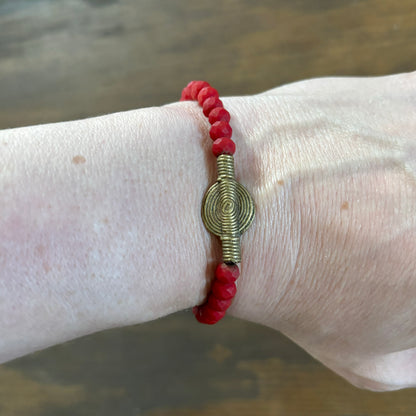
[93,105,214,325]
[210,95,296,327]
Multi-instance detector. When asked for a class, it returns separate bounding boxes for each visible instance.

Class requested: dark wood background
[1,0,415,414]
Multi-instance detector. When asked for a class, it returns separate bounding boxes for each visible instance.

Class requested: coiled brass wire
[201,154,255,264]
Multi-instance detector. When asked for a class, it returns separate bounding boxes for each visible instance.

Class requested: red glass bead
[189,81,210,100]
[212,281,237,300]
[207,294,233,311]
[208,107,231,124]
[212,137,236,157]
[197,86,219,106]
[183,80,241,325]
[210,121,232,140]
[181,81,195,100]
[180,87,192,101]
[202,97,223,117]
[193,305,226,324]
[215,263,240,283]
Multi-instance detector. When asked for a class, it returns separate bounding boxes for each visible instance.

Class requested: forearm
[0,93,305,362]
[3,74,414,393]
[0,106,214,362]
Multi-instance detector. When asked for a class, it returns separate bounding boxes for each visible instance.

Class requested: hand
[210,72,416,391]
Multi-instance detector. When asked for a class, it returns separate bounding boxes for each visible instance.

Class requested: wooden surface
[1,0,416,414]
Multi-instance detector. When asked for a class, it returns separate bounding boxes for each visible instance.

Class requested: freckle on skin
[35,244,45,257]
[341,201,349,210]
[72,155,86,164]
[277,180,284,186]
[103,218,109,224]
[43,262,51,273]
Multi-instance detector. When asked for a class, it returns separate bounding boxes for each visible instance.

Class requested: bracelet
[180,81,255,324]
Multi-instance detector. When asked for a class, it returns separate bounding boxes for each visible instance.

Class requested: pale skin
[0,73,415,391]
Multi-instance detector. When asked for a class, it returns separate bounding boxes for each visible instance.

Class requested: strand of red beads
[180,80,240,325]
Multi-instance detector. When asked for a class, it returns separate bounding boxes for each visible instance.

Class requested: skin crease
[0,73,415,391]
[223,73,416,391]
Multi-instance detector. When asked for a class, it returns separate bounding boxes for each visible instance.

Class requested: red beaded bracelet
[180,81,255,324]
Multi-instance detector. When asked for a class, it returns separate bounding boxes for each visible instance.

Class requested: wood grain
[1,1,415,415]
[1,0,415,128]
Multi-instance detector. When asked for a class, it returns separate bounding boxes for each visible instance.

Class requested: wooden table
[1,1,415,414]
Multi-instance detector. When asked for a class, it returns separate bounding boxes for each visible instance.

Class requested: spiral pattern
[201,181,255,238]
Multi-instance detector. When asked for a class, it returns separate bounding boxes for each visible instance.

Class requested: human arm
[1,73,415,391]
[0,106,214,362]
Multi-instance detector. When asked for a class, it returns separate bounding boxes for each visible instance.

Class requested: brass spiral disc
[201,180,255,237]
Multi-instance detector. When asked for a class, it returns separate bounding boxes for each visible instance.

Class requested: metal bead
[201,154,255,264]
